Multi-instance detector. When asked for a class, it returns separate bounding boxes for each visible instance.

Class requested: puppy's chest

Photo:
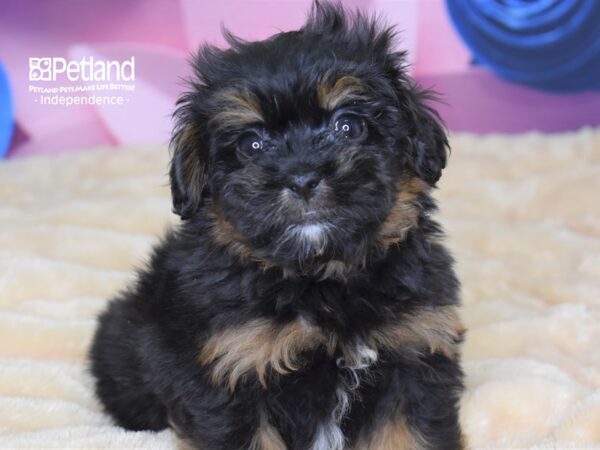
[199,320,379,448]
[197,301,462,393]
[271,339,378,450]
[198,315,381,392]
[197,309,461,448]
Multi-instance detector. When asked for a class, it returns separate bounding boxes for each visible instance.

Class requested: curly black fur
[90,2,465,449]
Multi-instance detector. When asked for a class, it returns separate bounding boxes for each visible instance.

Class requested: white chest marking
[309,341,378,450]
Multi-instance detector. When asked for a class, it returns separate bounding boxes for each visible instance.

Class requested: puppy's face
[170,4,448,275]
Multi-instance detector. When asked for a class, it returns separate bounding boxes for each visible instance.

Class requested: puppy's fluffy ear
[402,85,449,185]
[169,91,209,219]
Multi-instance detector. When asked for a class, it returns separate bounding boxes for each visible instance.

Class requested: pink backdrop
[1,0,599,158]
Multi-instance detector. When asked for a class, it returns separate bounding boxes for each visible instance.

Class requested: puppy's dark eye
[237,132,264,154]
[333,114,366,140]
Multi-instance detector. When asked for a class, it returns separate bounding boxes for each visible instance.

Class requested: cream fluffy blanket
[0,129,599,449]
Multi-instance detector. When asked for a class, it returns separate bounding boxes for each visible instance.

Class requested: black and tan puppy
[89,3,465,449]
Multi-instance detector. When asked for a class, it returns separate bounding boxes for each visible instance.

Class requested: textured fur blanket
[0,129,598,449]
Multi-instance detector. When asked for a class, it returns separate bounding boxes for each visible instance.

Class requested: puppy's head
[170,2,448,276]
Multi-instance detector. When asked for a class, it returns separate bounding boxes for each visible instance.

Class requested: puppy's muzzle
[287,172,322,201]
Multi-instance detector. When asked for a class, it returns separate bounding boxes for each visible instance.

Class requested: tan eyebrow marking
[210,88,264,131]
[318,74,369,111]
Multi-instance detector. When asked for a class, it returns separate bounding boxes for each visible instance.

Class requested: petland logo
[29,57,135,82]
[28,56,136,107]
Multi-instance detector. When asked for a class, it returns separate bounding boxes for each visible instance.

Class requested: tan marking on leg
[250,412,287,450]
[378,177,428,248]
[199,318,336,391]
[368,305,464,360]
[175,437,199,450]
[351,414,429,450]
[459,432,470,450]
[318,75,368,111]
[169,417,201,450]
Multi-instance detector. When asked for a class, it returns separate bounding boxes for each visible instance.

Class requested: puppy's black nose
[287,173,321,200]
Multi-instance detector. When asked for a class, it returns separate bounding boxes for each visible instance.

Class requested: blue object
[446,0,600,92]
[0,62,14,158]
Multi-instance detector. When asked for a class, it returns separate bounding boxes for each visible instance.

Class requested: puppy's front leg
[166,381,285,450]
[350,355,465,450]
